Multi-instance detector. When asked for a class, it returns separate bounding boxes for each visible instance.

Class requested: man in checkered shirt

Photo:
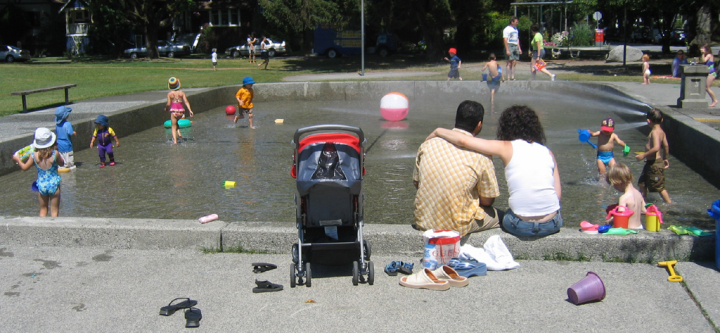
[413,100,502,240]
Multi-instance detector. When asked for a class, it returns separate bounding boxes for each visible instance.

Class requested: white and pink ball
[380,92,409,121]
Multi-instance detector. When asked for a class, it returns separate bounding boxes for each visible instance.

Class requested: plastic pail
[482,73,488,81]
[567,271,606,305]
[707,200,720,270]
[645,215,660,231]
[606,205,634,229]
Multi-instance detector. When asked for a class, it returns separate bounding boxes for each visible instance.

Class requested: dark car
[124,40,191,59]
[0,45,31,62]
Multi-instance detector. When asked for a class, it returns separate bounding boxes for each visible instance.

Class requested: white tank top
[505,140,560,216]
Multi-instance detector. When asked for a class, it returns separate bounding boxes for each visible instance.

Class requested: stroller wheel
[290,263,297,288]
[352,261,359,286]
[305,262,312,287]
[363,240,371,261]
[367,261,374,285]
[292,243,299,264]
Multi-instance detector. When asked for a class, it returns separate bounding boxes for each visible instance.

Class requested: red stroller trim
[291,133,363,179]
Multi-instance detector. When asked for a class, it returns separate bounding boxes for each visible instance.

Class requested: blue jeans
[502,209,563,237]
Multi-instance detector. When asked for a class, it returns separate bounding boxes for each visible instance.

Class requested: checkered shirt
[413,129,500,236]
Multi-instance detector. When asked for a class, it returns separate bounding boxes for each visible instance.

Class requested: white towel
[460,235,520,271]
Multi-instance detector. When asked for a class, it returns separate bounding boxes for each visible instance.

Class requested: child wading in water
[481,53,502,104]
[90,115,120,167]
[606,163,646,229]
[590,117,627,177]
[642,54,651,85]
[13,127,65,217]
[234,76,256,129]
[165,77,194,144]
[636,109,671,203]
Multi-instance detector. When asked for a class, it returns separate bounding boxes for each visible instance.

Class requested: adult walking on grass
[258,36,270,70]
[503,17,521,81]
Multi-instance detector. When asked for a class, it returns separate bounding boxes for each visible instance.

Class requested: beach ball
[380,92,409,121]
[225,105,236,115]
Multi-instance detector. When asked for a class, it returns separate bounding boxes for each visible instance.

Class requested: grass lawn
[1,54,716,116]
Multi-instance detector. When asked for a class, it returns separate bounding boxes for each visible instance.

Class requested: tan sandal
[432,265,468,287]
[399,268,450,291]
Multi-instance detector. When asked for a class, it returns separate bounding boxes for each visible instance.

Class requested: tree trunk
[145,20,160,59]
[692,5,712,47]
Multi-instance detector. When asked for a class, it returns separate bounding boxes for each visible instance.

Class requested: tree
[89,0,195,59]
[259,0,344,53]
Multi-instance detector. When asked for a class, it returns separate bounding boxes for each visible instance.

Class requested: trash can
[708,200,720,270]
[595,29,604,47]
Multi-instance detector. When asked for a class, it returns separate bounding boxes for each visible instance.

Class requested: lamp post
[360,0,365,76]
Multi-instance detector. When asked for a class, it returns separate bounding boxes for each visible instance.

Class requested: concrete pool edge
[0,217,712,262]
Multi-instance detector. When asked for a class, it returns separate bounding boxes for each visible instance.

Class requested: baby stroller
[290,124,373,287]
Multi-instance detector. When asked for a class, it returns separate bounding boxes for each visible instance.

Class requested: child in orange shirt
[234,77,256,129]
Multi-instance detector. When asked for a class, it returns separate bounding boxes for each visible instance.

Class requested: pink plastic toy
[199,214,219,224]
[606,205,634,229]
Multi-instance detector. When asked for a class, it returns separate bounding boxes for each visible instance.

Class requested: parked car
[225,38,286,58]
[0,45,31,62]
[124,40,192,59]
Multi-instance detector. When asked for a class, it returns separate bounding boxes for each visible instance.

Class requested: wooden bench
[11,84,77,112]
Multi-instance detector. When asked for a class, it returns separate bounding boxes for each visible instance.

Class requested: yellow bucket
[645,215,660,231]
[223,181,236,188]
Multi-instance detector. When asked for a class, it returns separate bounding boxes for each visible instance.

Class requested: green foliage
[569,22,595,46]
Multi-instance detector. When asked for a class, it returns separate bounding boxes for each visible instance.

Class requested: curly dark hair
[496,105,546,144]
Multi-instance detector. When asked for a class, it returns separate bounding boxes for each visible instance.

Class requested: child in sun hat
[589,117,627,177]
[13,127,65,217]
[90,115,120,167]
[54,105,76,170]
[234,76,256,129]
[165,77,194,144]
[443,48,462,81]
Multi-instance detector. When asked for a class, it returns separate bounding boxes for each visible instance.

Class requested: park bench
[11,83,77,112]
[549,45,611,59]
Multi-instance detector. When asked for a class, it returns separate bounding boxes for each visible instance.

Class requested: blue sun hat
[94,115,109,127]
[243,77,255,85]
[55,106,72,125]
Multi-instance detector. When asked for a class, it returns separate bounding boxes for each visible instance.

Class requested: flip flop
[399,262,414,275]
[447,258,487,277]
[159,298,198,316]
[253,279,283,293]
[384,261,399,276]
[432,265,469,287]
[185,307,202,328]
[252,262,277,273]
[399,268,450,291]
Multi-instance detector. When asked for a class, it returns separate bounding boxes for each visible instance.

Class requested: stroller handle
[293,124,365,148]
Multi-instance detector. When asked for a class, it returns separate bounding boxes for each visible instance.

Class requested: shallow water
[0,84,716,229]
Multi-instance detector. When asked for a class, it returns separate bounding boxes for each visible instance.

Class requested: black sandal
[253,279,283,293]
[252,262,277,273]
[159,298,198,316]
[185,307,202,328]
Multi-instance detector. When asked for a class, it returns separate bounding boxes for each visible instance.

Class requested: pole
[360,0,365,76]
[622,6,627,68]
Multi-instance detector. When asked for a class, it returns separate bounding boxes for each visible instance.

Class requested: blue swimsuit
[597,151,614,165]
[709,61,717,77]
[33,151,61,196]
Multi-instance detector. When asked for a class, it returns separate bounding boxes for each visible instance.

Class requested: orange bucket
[606,205,634,229]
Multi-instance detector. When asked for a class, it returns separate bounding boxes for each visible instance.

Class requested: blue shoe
[447,258,487,278]
[399,262,414,275]
[384,261,400,276]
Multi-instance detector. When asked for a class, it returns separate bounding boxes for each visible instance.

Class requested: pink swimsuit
[169,93,184,114]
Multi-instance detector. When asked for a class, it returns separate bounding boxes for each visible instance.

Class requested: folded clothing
[460,235,520,271]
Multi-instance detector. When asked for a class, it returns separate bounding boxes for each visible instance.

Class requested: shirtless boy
[635,109,671,203]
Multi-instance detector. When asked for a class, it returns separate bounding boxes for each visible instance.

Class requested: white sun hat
[31,127,56,149]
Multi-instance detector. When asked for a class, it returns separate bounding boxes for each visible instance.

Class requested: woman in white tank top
[427,105,562,237]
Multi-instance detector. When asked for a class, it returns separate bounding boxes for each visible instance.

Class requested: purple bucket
[567,271,606,305]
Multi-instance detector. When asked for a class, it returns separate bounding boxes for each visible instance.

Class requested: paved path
[1,246,718,332]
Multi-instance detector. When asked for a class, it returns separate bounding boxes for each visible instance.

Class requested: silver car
[225,38,286,58]
[124,40,191,59]
[0,45,31,62]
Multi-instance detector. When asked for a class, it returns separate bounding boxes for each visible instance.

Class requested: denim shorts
[502,209,563,237]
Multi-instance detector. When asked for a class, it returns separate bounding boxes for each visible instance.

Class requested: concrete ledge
[0,217,223,250]
[0,217,713,262]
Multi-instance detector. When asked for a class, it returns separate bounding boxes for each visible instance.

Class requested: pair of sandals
[159,298,202,328]
[252,262,284,293]
[384,261,414,276]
